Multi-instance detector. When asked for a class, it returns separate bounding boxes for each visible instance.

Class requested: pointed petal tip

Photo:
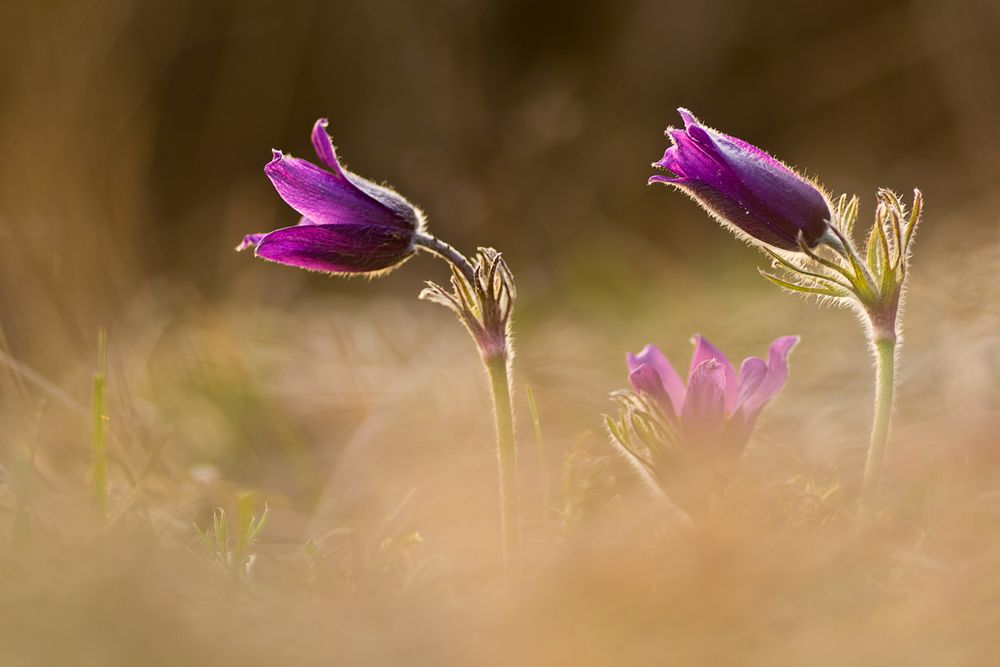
[264,151,286,177]
[687,334,738,409]
[310,117,344,174]
[236,232,267,253]
[772,335,801,353]
[666,128,687,142]
[311,118,330,141]
[652,147,677,168]
[626,343,686,417]
[626,343,654,368]
[638,342,659,356]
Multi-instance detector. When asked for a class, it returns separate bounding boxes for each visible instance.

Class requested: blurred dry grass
[1,0,1000,665]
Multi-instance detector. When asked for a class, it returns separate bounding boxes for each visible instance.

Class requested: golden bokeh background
[0,1,999,664]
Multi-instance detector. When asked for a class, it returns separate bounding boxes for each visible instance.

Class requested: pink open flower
[627,334,798,459]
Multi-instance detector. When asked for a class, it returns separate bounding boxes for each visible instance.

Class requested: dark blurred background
[1,0,999,371]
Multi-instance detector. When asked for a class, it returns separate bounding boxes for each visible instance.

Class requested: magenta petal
[719,356,773,458]
[627,344,686,416]
[265,152,409,231]
[667,129,720,177]
[628,365,676,421]
[236,233,268,252]
[734,357,768,413]
[742,336,799,417]
[254,223,414,274]
[648,174,684,186]
[684,121,715,148]
[649,109,832,251]
[681,359,727,444]
[688,335,737,413]
[677,107,697,128]
[310,118,346,176]
[237,218,317,251]
[652,142,695,180]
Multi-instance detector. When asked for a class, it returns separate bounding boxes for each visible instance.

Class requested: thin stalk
[413,233,477,285]
[485,353,519,569]
[91,329,108,519]
[859,335,896,514]
[525,384,550,525]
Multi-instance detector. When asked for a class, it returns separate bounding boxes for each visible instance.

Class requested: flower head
[650,108,832,251]
[627,334,798,456]
[238,119,422,275]
[607,335,798,512]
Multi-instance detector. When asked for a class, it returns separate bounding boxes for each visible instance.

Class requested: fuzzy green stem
[485,353,519,569]
[859,335,896,514]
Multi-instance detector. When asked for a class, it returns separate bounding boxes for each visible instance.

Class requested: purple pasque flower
[627,334,798,458]
[649,108,832,252]
[237,118,423,274]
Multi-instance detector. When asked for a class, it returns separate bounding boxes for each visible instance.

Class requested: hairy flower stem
[860,334,896,515]
[413,232,476,284]
[486,353,520,569]
[415,234,520,569]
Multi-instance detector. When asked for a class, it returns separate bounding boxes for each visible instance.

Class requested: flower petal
[264,152,416,232]
[681,358,727,445]
[742,335,799,418]
[627,344,685,416]
[677,107,697,129]
[628,364,676,421]
[734,357,768,411]
[254,222,414,274]
[237,218,319,251]
[688,335,737,413]
[236,233,267,252]
[310,118,346,176]
[655,129,719,179]
[650,109,832,251]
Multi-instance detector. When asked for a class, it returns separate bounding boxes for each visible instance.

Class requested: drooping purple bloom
[649,109,832,251]
[237,119,422,274]
[627,334,798,458]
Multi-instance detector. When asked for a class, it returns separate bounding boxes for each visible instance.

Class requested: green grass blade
[91,329,108,519]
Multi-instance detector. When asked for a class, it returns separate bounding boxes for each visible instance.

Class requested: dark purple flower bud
[238,119,422,275]
[650,109,833,251]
